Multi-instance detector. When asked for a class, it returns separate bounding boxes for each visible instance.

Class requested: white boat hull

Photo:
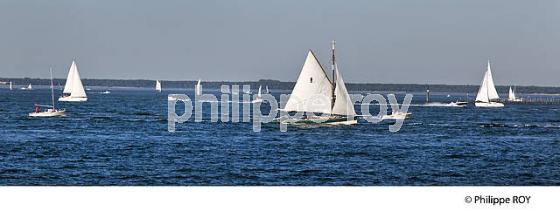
[58,96,87,102]
[29,110,65,117]
[381,112,411,120]
[475,102,504,107]
[279,116,357,125]
[325,119,358,125]
[449,101,468,107]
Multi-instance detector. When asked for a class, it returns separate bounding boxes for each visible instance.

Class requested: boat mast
[50,68,55,109]
[331,40,336,111]
[426,85,430,103]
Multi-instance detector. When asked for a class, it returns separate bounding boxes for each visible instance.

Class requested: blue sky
[0,0,558,86]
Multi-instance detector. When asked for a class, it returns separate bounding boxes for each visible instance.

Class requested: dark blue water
[1,88,559,185]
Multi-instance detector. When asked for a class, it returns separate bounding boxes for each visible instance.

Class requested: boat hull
[451,101,468,107]
[475,102,504,107]
[279,116,357,125]
[58,96,87,102]
[381,112,411,120]
[325,119,358,125]
[29,110,65,117]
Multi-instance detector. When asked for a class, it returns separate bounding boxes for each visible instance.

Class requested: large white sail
[62,61,76,94]
[155,80,162,92]
[60,60,87,101]
[69,62,87,98]
[476,61,499,102]
[331,64,356,116]
[283,51,333,114]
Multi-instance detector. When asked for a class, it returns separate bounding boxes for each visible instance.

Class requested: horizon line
[0,77,558,88]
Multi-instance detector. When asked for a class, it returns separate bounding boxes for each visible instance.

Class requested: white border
[0,187,558,211]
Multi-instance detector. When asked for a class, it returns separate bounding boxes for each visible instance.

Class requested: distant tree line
[1,78,559,94]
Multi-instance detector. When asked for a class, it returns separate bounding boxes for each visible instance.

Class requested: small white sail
[155,80,162,92]
[331,64,356,116]
[476,61,500,103]
[195,79,202,96]
[257,85,262,98]
[266,86,270,94]
[27,84,32,90]
[9,82,13,90]
[508,87,516,101]
[283,51,333,114]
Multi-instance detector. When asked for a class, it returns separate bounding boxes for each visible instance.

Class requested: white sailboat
[9,82,13,90]
[475,61,504,107]
[265,86,270,94]
[195,79,202,96]
[508,86,522,102]
[252,85,263,103]
[21,83,32,90]
[381,111,411,120]
[29,68,65,117]
[281,41,357,125]
[155,80,162,92]
[59,60,88,102]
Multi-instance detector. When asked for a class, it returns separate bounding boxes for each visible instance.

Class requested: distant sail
[155,80,162,92]
[257,85,262,98]
[476,61,500,103]
[27,84,32,90]
[266,85,270,94]
[508,86,516,101]
[195,79,202,96]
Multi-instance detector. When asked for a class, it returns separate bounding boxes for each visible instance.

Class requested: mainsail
[283,51,333,114]
[476,61,499,103]
[62,61,87,98]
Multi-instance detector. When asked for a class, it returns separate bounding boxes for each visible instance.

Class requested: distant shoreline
[1,78,559,94]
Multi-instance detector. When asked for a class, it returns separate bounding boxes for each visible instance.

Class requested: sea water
[0,88,559,185]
